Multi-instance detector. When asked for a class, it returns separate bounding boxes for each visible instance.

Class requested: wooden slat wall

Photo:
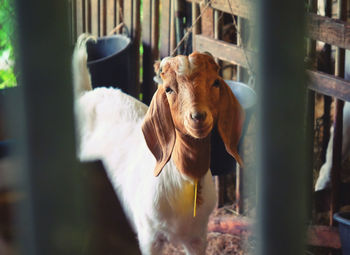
[189,0,350,236]
[308,70,350,102]
[74,0,124,37]
[308,13,350,50]
[195,35,255,69]
[187,0,350,101]
[186,0,252,19]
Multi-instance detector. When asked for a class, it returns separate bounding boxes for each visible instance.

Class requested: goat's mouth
[186,122,213,139]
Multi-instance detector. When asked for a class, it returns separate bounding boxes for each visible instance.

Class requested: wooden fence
[71,0,350,249]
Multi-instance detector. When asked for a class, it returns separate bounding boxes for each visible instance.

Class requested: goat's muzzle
[185,109,213,139]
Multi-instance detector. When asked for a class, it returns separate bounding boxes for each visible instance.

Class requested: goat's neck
[172,130,211,180]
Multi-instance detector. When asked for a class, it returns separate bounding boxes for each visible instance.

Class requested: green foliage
[0,69,16,89]
[0,0,17,89]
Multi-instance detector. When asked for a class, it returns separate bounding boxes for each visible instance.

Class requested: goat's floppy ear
[217,79,245,166]
[142,87,175,176]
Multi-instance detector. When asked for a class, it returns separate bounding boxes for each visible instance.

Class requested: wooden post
[99,0,106,36]
[70,0,77,43]
[124,0,141,98]
[142,0,160,104]
[86,0,92,33]
[191,2,200,52]
[151,0,160,58]
[76,0,84,35]
[160,0,171,58]
[320,0,333,164]
[330,0,347,226]
[170,0,176,53]
[200,3,214,38]
[174,0,185,55]
[236,17,243,81]
[306,0,317,221]
[105,0,115,34]
[235,15,245,214]
[213,9,227,208]
[116,0,123,33]
[91,0,99,36]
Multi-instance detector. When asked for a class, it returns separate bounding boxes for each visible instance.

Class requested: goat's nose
[190,111,207,122]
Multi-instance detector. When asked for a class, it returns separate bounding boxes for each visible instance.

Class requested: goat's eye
[212,79,220,88]
[165,87,174,93]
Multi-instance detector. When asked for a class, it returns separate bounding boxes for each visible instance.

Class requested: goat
[73,34,244,255]
[315,102,350,191]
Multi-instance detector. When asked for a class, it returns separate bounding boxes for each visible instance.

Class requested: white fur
[315,102,350,191]
[72,34,96,97]
[160,55,198,76]
[73,34,216,255]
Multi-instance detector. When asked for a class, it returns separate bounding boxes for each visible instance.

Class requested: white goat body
[315,102,350,191]
[73,35,216,255]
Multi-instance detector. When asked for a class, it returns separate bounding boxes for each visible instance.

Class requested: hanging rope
[170,0,214,56]
[226,0,256,85]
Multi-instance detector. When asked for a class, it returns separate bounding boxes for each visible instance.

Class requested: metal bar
[12,1,89,254]
[256,0,308,254]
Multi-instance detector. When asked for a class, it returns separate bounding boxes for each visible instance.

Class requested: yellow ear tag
[193,179,198,218]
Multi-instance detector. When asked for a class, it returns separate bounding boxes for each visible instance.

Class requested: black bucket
[210,80,256,176]
[86,35,133,94]
[334,212,350,254]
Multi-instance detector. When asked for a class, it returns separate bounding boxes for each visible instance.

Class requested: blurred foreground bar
[256,0,309,255]
[11,1,139,254]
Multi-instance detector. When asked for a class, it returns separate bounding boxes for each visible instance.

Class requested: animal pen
[0,0,350,254]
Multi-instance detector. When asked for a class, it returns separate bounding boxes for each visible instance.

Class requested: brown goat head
[142,52,244,178]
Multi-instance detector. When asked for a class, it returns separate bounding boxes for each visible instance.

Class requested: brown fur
[142,52,244,180]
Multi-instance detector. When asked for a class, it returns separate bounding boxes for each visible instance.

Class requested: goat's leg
[182,235,207,255]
